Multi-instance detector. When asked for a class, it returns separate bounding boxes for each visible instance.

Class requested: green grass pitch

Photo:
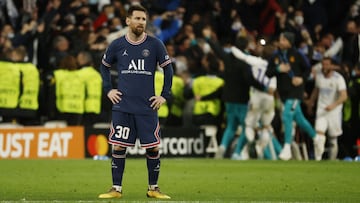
[0,158,359,203]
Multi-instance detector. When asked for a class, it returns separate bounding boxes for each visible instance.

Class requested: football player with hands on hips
[98,4,173,199]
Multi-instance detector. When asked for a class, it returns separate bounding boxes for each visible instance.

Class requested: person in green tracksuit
[265,32,323,160]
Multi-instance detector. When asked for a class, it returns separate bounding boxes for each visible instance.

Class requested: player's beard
[322,69,331,77]
[132,26,144,37]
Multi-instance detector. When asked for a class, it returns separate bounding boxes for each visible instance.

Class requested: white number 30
[114,125,130,140]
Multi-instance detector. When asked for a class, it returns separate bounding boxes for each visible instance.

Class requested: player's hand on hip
[107,89,122,104]
[149,95,166,110]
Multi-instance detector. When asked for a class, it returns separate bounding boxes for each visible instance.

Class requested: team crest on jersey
[142,49,150,57]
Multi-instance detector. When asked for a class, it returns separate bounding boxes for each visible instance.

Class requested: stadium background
[0,0,360,161]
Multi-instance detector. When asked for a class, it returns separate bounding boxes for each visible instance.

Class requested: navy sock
[146,149,160,186]
[112,149,126,187]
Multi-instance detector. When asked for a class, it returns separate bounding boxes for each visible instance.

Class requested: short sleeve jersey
[315,71,347,116]
[102,33,171,115]
[250,60,277,91]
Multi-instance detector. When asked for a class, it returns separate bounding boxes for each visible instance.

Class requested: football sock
[149,184,158,190]
[146,149,160,185]
[112,185,122,192]
[112,149,126,187]
[245,126,255,143]
[328,137,338,160]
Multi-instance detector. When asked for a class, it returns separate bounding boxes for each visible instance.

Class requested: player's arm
[231,46,267,67]
[161,63,174,101]
[100,63,112,96]
[100,43,122,104]
[325,89,347,111]
[243,65,267,92]
[150,60,173,110]
[266,53,289,77]
[100,63,122,104]
[197,86,223,101]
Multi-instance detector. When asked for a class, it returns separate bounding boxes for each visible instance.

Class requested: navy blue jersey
[102,33,171,115]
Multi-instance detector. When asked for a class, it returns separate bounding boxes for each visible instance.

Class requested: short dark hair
[127,4,147,17]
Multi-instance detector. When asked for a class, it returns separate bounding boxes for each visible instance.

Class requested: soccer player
[201,27,268,159]
[230,43,278,160]
[98,5,173,199]
[265,32,323,161]
[307,57,347,160]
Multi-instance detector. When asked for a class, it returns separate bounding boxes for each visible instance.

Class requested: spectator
[191,52,224,127]
[50,55,84,125]
[77,51,102,127]
[10,46,40,124]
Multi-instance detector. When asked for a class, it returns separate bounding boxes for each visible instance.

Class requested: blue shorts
[108,111,161,148]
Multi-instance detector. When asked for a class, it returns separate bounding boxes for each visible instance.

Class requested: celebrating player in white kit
[307,57,347,160]
[230,42,277,159]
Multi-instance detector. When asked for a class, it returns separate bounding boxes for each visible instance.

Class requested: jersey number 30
[114,125,130,140]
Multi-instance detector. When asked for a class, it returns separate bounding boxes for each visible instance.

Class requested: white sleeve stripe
[159,59,172,68]
[102,59,111,67]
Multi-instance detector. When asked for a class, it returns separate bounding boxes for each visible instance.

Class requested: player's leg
[231,105,258,159]
[216,103,239,158]
[264,132,282,159]
[314,116,327,161]
[279,99,296,160]
[145,146,170,199]
[136,114,170,199]
[327,114,343,160]
[98,145,126,198]
[293,102,316,139]
[231,104,250,159]
[257,101,275,159]
[146,147,161,189]
[293,100,327,160]
[99,112,136,198]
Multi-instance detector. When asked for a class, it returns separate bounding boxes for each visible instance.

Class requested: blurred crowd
[0,0,359,160]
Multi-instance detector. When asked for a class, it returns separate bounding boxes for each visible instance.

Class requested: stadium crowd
[0,0,359,161]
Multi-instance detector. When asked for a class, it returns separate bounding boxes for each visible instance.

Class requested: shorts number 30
[114,125,130,140]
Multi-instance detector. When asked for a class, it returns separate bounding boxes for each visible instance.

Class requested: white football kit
[231,46,276,128]
[314,70,347,137]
